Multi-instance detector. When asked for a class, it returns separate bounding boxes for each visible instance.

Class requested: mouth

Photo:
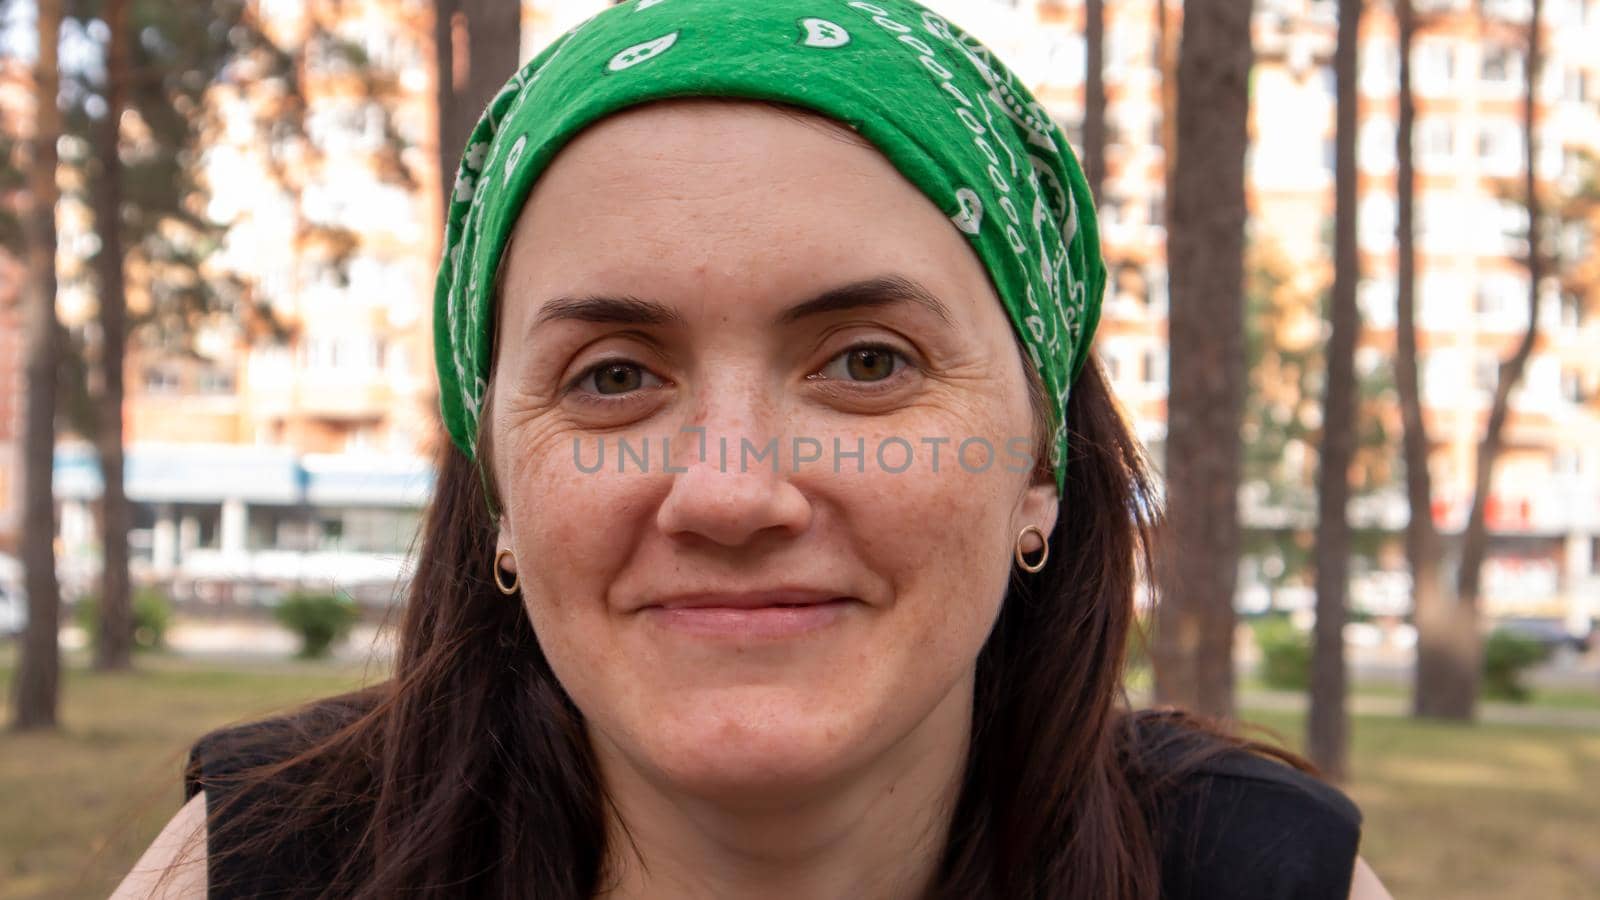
[639,590,860,639]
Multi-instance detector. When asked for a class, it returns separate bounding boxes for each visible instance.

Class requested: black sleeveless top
[183,708,1363,899]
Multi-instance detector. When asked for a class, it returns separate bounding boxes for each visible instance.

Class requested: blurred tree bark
[1084,0,1106,204]
[1155,0,1178,217]
[1436,0,1547,720]
[1152,0,1254,717]
[11,0,64,731]
[90,0,134,671]
[434,0,523,221]
[1395,0,1456,721]
[1309,0,1363,781]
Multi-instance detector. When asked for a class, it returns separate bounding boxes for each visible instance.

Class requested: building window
[143,368,181,394]
[1553,448,1581,477]
[1561,370,1588,404]
[197,369,235,394]
[1482,0,1534,21]
[1359,193,1398,252]
[1416,117,1458,171]
[1358,278,1399,330]
[1147,265,1169,312]
[1474,354,1501,395]
[1415,41,1456,95]
[1360,40,1398,95]
[1480,44,1520,84]
[1100,192,1127,227]
[1104,352,1123,383]
[1142,349,1166,386]
[1559,291,1585,330]
[1560,221,1591,270]
[1564,68,1590,102]
[1496,199,1531,257]
[1475,271,1528,328]
[319,517,345,551]
[1474,286,1506,318]
[1359,118,1397,173]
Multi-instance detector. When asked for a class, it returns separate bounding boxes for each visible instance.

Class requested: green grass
[0,646,388,900]
[1237,673,1600,712]
[1240,710,1600,900]
[3,646,1598,899]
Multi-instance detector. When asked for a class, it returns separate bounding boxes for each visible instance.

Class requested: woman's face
[488,100,1058,804]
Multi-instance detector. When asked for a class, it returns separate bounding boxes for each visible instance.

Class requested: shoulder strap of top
[182,694,379,899]
[1133,714,1364,900]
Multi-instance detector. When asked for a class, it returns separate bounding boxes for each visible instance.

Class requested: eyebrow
[775,275,954,328]
[528,275,955,331]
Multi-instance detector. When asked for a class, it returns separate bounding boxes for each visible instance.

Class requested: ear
[495,515,516,571]
[1014,474,1060,555]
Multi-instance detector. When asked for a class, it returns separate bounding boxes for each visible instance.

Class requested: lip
[639,589,858,639]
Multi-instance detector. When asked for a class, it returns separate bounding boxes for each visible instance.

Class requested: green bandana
[433,0,1104,499]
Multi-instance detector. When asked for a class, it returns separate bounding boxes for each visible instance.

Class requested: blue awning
[302,453,434,507]
[53,443,432,507]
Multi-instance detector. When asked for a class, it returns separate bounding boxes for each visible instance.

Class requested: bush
[1123,614,1153,692]
[1125,614,1151,671]
[74,587,173,653]
[1251,614,1311,690]
[274,591,359,659]
[1482,630,1551,703]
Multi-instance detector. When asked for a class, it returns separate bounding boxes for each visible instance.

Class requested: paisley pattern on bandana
[433,0,1105,500]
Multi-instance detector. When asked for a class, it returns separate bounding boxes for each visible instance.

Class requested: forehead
[495,99,990,303]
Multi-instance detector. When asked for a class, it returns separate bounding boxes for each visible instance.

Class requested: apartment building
[1242,0,1600,627]
[43,0,444,604]
[913,0,1599,627]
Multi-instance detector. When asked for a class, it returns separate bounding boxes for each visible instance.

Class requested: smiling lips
[639,589,858,639]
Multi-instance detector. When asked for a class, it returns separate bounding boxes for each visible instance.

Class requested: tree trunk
[434,0,460,223]
[11,0,64,732]
[1084,0,1106,205]
[1152,0,1255,718]
[434,0,522,220]
[1395,0,1456,721]
[1309,0,1364,781]
[1444,0,1546,720]
[91,0,134,672]
[1155,0,1178,223]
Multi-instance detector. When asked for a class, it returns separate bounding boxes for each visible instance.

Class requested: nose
[655,403,812,549]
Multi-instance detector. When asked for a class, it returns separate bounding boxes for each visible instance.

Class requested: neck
[591,681,972,900]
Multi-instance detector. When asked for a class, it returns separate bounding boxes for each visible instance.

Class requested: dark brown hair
[162,349,1305,900]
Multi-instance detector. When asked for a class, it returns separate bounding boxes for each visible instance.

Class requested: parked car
[1491,617,1591,656]
[0,553,25,636]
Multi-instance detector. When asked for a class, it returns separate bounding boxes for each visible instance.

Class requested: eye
[814,343,914,384]
[569,359,665,400]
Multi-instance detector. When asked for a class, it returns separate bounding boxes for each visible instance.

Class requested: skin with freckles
[484,99,1058,899]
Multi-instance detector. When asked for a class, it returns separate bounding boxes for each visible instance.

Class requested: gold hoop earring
[494,548,520,595]
[1015,525,1048,574]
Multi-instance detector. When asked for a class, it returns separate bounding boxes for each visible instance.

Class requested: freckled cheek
[856,466,1011,646]
[501,438,645,614]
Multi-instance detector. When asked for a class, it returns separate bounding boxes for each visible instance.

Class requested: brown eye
[847,348,896,381]
[817,344,910,383]
[571,360,663,400]
[594,363,642,394]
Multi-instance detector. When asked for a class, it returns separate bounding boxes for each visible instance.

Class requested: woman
[116,1,1391,897]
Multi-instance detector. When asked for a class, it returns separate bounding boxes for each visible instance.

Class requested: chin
[637,694,870,806]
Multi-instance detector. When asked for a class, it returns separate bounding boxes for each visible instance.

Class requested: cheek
[497,428,650,625]
[845,454,1018,659]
